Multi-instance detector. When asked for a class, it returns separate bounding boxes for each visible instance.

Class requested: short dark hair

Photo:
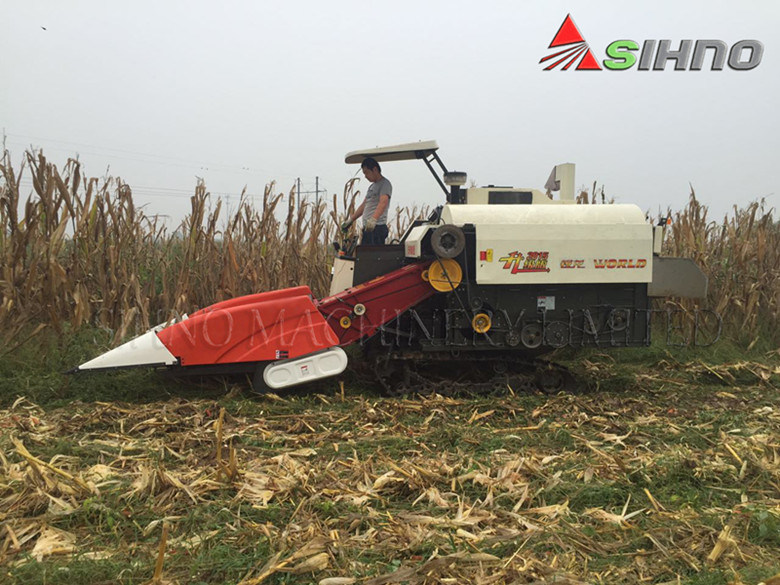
[361,157,381,173]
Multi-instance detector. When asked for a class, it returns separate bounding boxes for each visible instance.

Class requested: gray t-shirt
[362,177,392,225]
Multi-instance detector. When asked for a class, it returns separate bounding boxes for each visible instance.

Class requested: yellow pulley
[471,312,492,334]
[339,316,352,329]
[428,258,462,292]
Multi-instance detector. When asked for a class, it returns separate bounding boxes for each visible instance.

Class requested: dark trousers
[361,224,389,245]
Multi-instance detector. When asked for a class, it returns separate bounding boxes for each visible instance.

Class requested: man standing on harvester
[341,157,392,245]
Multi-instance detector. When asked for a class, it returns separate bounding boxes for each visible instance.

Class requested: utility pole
[297,177,326,206]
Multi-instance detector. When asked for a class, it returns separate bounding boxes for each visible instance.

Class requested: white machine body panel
[329,257,355,296]
[263,346,348,389]
[441,204,653,285]
[464,187,574,205]
[653,225,665,255]
[404,225,432,258]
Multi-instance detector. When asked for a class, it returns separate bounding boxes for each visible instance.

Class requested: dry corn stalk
[1,148,775,345]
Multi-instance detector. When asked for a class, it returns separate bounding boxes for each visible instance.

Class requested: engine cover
[441,204,653,286]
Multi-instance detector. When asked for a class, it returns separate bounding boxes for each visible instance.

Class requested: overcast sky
[2,1,778,224]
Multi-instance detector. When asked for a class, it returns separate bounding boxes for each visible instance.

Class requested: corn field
[0,150,425,346]
[0,149,777,347]
[665,189,779,346]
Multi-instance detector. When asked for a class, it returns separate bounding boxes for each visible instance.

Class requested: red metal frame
[157,286,338,366]
[316,261,434,346]
[155,262,436,368]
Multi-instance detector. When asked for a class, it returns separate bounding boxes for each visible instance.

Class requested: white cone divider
[77,329,177,371]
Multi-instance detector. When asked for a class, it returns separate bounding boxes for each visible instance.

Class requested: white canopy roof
[344,140,439,164]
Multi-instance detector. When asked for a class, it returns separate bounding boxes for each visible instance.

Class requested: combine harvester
[75,141,707,394]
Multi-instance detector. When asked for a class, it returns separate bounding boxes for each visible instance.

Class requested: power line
[4,133,302,180]
[6,140,260,176]
[4,131,346,197]
[13,176,333,203]
[296,176,329,205]
[13,178,260,200]
[7,132,256,172]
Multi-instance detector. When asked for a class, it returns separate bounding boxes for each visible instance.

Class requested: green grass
[2,326,779,584]
[7,557,148,585]
[0,326,234,408]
